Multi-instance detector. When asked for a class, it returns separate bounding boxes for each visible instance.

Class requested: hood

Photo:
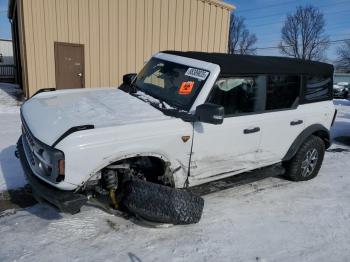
[21,88,171,146]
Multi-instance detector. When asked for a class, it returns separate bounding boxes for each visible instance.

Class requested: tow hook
[14,149,19,159]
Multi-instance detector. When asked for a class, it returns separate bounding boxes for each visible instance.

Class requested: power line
[251,38,350,51]
[238,0,350,18]
[326,23,350,31]
[252,29,350,39]
[237,0,298,13]
[236,0,349,14]
[262,33,350,46]
[246,7,350,22]
[248,19,350,29]
[249,21,282,28]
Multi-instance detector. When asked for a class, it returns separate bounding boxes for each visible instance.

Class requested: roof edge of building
[202,0,235,11]
[6,0,235,16]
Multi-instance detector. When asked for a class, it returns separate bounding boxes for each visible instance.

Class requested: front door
[189,76,266,184]
[190,116,262,183]
[54,42,84,89]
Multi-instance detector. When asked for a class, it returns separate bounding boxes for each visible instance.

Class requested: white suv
[17,51,336,218]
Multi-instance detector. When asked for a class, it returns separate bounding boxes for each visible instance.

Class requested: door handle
[290,120,303,126]
[243,127,260,134]
[77,73,83,77]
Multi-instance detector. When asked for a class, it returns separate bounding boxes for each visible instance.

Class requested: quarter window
[266,75,300,110]
[304,76,332,102]
[207,76,266,116]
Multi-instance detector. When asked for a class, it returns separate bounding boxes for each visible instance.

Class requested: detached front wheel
[284,135,325,181]
[121,179,204,225]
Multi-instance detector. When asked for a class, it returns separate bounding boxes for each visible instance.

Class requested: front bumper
[17,136,87,214]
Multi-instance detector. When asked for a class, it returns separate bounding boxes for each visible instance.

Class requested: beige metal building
[8,0,234,97]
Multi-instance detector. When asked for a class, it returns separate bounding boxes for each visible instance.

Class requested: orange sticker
[178,81,194,95]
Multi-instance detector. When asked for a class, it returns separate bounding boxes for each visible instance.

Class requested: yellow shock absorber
[109,188,118,209]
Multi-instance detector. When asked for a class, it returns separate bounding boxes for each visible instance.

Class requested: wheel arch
[94,152,171,172]
[282,124,330,162]
[84,151,184,188]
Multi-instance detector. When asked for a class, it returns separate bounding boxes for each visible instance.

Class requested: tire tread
[284,135,325,181]
[122,179,204,225]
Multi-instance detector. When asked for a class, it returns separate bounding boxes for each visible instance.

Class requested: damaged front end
[16,136,87,214]
[17,137,204,224]
[82,156,175,207]
[17,131,176,215]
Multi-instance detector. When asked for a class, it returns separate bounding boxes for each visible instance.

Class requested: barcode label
[185,68,209,80]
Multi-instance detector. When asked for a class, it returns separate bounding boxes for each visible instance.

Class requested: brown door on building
[54,42,84,89]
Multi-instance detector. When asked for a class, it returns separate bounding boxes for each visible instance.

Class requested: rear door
[189,76,266,183]
[54,42,84,89]
[256,75,305,165]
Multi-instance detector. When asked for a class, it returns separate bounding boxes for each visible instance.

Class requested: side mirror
[123,73,137,86]
[196,103,224,125]
[120,73,137,93]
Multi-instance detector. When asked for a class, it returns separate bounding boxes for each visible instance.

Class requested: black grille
[20,113,64,184]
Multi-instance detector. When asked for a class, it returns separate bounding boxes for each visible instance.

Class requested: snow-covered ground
[0,83,24,190]
[0,83,350,261]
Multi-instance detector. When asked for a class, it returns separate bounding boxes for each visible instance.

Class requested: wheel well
[312,130,330,149]
[283,124,330,161]
[103,156,173,186]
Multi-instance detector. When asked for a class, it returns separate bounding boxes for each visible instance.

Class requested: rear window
[265,75,300,110]
[304,76,332,102]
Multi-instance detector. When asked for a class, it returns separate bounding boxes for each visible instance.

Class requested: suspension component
[109,188,118,209]
[102,169,119,208]
[103,169,118,190]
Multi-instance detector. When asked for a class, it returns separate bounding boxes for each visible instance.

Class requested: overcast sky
[0,0,349,62]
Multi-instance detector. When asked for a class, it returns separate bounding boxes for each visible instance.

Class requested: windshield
[134,58,209,111]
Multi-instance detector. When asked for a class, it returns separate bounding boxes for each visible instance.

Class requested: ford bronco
[17,51,336,224]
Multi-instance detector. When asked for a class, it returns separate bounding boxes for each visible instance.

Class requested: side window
[266,75,300,110]
[304,75,332,102]
[207,76,266,116]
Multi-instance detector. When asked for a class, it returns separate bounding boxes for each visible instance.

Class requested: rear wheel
[284,135,325,181]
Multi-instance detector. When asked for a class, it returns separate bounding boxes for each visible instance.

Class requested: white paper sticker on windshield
[185,68,209,80]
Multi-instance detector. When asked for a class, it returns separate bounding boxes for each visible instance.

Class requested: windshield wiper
[132,89,195,121]
[156,98,168,109]
[134,89,173,110]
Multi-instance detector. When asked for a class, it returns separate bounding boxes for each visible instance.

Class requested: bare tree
[279,5,329,60]
[336,40,350,72]
[228,13,257,55]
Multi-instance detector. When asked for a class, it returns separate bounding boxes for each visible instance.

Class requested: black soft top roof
[163,51,334,76]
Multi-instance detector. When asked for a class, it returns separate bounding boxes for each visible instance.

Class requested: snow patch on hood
[21,88,171,145]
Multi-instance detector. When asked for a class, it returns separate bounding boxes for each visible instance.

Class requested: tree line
[228,5,350,72]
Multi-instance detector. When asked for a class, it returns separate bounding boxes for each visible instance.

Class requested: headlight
[22,121,65,183]
[33,149,53,175]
